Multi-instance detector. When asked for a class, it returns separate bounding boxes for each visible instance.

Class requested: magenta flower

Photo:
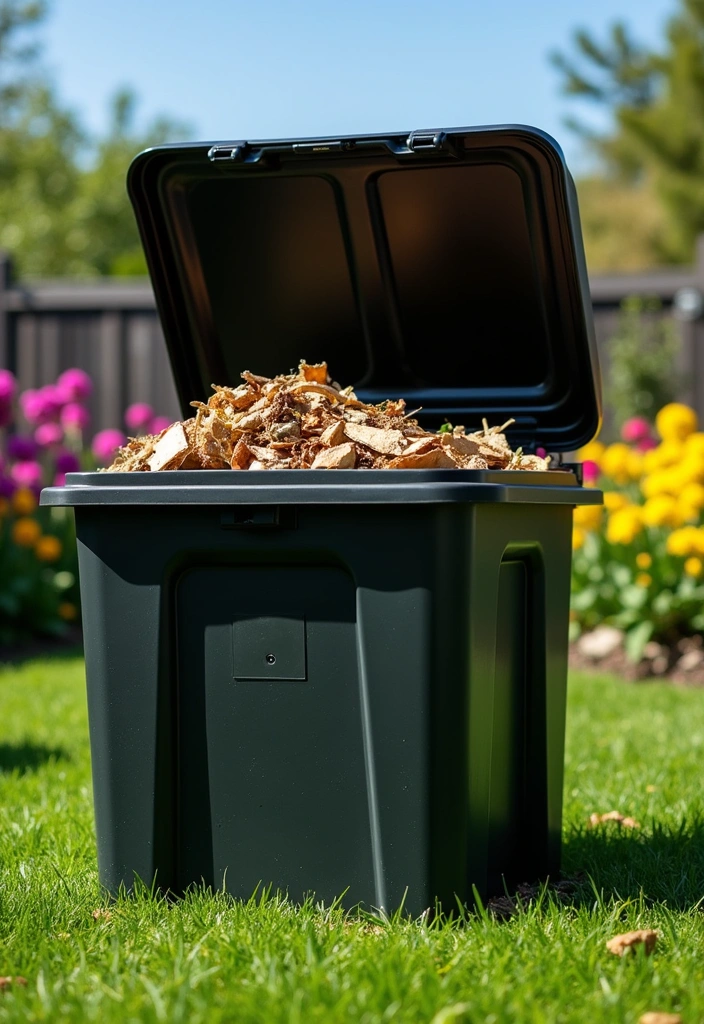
[125,402,154,432]
[20,385,63,424]
[57,368,93,402]
[0,369,16,403]
[149,415,171,435]
[56,451,80,474]
[35,422,63,447]
[7,435,38,461]
[53,472,67,487]
[10,460,43,488]
[92,428,126,464]
[536,446,547,458]
[582,459,600,483]
[621,417,652,444]
[636,437,657,452]
[0,475,15,498]
[61,403,90,430]
[0,400,11,429]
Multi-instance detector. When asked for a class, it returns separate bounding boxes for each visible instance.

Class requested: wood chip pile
[108,361,550,473]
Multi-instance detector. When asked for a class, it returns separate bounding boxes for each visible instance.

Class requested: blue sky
[43,0,675,171]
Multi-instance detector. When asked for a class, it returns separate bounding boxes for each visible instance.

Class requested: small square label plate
[232,616,307,681]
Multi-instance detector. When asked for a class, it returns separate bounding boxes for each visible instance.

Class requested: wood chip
[387,448,457,469]
[606,929,657,956]
[299,360,328,384]
[91,908,112,922]
[0,977,27,991]
[311,442,357,469]
[343,422,407,456]
[639,1013,682,1024]
[589,811,641,829]
[320,420,346,446]
[146,422,190,471]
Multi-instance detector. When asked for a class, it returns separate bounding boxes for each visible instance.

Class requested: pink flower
[0,399,11,429]
[636,437,657,452]
[35,422,63,447]
[149,415,171,435]
[621,417,652,444]
[536,447,547,458]
[19,385,63,424]
[10,460,43,488]
[92,429,126,464]
[582,459,600,483]
[125,402,154,432]
[7,435,38,461]
[56,451,80,474]
[53,472,67,487]
[0,369,16,403]
[61,403,90,430]
[57,368,93,402]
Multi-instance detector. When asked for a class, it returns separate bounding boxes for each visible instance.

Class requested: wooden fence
[2,243,704,434]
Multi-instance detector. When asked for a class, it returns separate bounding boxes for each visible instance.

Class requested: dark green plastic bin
[42,123,603,913]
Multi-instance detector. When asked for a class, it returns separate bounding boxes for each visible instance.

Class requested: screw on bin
[265,654,276,665]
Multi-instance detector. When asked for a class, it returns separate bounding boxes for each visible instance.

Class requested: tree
[0,2,190,277]
[553,0,704,265]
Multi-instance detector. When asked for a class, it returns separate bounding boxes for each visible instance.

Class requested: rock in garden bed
[569,625,704,685]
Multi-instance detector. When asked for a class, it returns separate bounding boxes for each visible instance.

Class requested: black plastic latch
[407,130,447,152]
[292,140,355,154]
[208,142,249,162]
[220,506,296,529]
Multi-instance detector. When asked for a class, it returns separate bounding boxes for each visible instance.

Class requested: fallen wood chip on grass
[639,1013,683,1024]
[606,929,658,956]
[91,908,112,922]
[589,811,641,829]
[0,977,27,991]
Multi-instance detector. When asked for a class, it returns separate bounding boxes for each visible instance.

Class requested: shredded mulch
[569,632,704,686]
[107,360,550,474]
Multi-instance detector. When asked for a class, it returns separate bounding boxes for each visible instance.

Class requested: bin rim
[41,468,603,507]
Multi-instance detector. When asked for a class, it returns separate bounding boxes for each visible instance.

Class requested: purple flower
[10,460,43,488]
[0,475,16,498]
[0,369,16,403]
[57,368,93,402]
[61,403,90,430]
[54,472,67,487]
[0,399,11,429]
[536,447,547,458]
[125,402,154,432]
[20,385,63,424]
[92,429,126,464]
[35,422,63,447]
[149,415,171,435]
[55,451,80,474]
[7,435,38,461]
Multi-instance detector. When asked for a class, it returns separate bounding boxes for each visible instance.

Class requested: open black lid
[128,124,601,451]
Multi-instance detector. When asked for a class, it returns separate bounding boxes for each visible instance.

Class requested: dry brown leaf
[311,442,357,469]
[92,908,113,922]
[0,977,27,992]
[589,811,641,829]
[343,422,407,456]
[639,1013,682,1024]
[606,929,657,956]
[147,422,190,472]
[299,360,328,384]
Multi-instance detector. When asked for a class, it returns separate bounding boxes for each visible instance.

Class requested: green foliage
[1,661,704,1021]
[605,296,680,430]
[554,0,704,265]
[0,3,190,277]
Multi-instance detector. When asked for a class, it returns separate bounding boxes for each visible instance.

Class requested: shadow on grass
[562,818,704,909]
[0,639,84,668]
[0,741,71,775]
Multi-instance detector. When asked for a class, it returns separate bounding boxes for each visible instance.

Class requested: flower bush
[0,368,170,647]
[572,402,704,660]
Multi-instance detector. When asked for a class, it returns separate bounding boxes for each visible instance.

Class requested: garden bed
[569,626,704,685]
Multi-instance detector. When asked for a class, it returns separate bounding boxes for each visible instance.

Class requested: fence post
[685,236,704,423]
[0,250,14,371]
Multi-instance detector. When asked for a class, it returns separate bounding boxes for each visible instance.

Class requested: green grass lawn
[1,658,703,1023]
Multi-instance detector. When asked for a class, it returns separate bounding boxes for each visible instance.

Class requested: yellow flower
[666,526,700,557]
[644,441,685,473]
[636,552,652,569]
[35,535,62,562]
[641,495,683,528]
[578,440,605,464]
[0,497,9,518]
[601,443,632,483]
[572,526,585,550]
[604,491,629,513]
[685,556,704,578]
[606,506,643,545]
[635,573,652,588]
[574,504,602,531]
[656,402,698,442]
[11,517,41,548]
[58,602,78,621]
[627,450,645,480]
[11,487,36,515]
[684,432,704,457]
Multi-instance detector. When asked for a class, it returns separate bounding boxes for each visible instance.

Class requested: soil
[0,627,83,665]
[569,631,704,686]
